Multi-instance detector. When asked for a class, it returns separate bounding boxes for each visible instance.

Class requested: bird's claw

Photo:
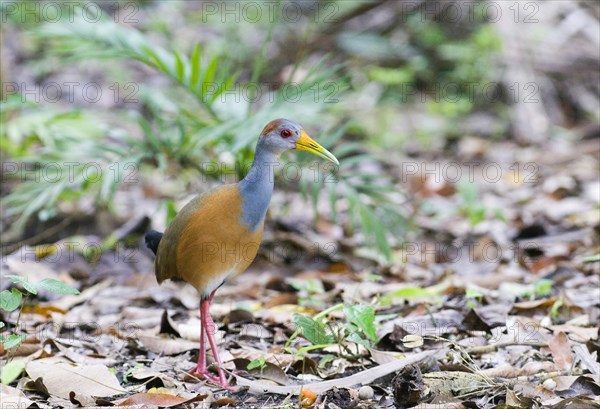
[188,366,219,383]
[188,365,234,390]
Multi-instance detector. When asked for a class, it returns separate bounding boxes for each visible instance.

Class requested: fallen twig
[232,349,444,395]
[464,341,548,355]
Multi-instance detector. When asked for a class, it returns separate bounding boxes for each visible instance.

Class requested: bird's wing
[175,184,263,295]
[154,192,204,284]
[155,185,262,295]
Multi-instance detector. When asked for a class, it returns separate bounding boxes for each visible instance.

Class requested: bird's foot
[188,365,235,390]
[187,365,220,384]
[217,379,235,391]
[212,370,235,391]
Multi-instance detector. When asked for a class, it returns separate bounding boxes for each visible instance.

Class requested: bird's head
[259,118,339,165]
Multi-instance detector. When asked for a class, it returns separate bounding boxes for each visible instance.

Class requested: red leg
[188,300,219,383]
[188,290,232,389]
[202,297,231,388]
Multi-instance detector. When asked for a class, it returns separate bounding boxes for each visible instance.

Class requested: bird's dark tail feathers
[145,229,163,255]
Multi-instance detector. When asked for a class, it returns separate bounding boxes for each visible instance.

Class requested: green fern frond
[36,12,236,121]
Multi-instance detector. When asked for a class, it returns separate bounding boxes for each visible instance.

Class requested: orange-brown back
[155,184,264,297]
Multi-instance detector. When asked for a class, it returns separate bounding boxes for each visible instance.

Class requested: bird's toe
[187,366,220,383]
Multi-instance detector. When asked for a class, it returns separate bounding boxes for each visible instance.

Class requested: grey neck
[238,141,279,231]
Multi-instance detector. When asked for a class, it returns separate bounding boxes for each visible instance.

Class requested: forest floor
[1,135,599,409]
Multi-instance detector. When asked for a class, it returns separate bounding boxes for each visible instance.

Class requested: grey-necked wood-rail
[145,119,338,388]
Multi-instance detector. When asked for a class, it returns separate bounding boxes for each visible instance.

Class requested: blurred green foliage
[1,1,508,261]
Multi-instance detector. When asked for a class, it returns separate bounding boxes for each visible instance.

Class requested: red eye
[280,129,292,138]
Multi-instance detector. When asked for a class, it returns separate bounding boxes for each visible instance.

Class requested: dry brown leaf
[50,339,117,367]
[26,359,126,399]
[317,358,351,379]
[117,392,207,407]
[480,361,559,378]
[423,371,491,399]
[229,347,296,369]
[555,375,600,398]
[545,397,600,408]
[513,381,559,406]
[380,309,463,340]
[4,251,62,283]
[392,364,425,407]
[238,324,273,340]
[2,339,42,359]
[548,331,573,371]
[137,335,199,355]
[264,293,299,309]
[491,316,552,344]
[233,358,289,385]
[291,356,319,375]
[551,324,598,343]
[0,384,34,408]
[69,391,97,406]
[213,396,239,406]
[159,310,182,337]
[122,306,164,321]
[513,298,558,310]
[50,279,113,311]
[128,366,178,387]
[369,349,404,365]
[176,317,204,341]
[260,304,314,325]
[21,304,67,316]
[573,344,599,375]
[505,388,525,407]
[462,304,510,332]
[223,309,254,324]
[554,376,582,391]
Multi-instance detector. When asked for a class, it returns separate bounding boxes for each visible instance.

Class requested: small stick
[232,348,444,395]
[464,341,548,355]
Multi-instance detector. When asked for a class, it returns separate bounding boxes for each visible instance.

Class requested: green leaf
[465,288,484,300]
[123,363,145,383]
[247,356,266,370]
[458,181,478,205]
[1,360,26,384]
[0,288,22,312]
[583,253,600,263]
[2,333,26,349]
[293,314,333,345]
[3,275,37,295]
[143,46,169,73]
[550,299,564,319]
[174,50,185,82]
[209,72,238,103]
[387,286,435,299]
[190,43,202,90]
[346,331,370,347]
[296,343,337,355]
[318,355,335,368]
[37,278,80,295]
[468,207,486,226]
[381,284,445,306]
[165,199,178,225]
[343,304,378,343]
[534,279,553,298]
[201,56,218,98]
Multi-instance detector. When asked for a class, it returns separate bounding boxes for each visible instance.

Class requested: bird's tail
[144,229,163,255]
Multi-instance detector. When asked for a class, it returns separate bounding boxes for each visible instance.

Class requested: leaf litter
[1,137,598,408]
